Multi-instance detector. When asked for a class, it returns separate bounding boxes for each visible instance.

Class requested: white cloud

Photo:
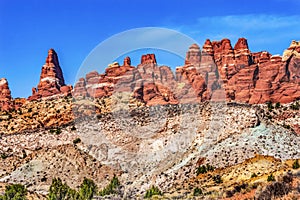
[196,14,299,30]
[168,14,300,54]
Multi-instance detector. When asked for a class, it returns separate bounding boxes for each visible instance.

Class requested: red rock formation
[0,78,13,111]
[234,38,252,66]
[185,43,201,66]
[133,82,178,106]
[123,56,131,66]
[199,41,219,99]
[74,55,181,105]
[202,39,214,56]
[73,57,137,99]
[73,78,88,97]
[141,54,157,65]
[28,49,72,100]
[74,39,300,105]
[227,65,258,102]
[175,66,207,103]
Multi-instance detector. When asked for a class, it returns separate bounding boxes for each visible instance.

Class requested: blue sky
[0,0,299,98]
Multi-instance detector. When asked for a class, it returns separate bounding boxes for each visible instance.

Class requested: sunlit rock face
[74,39,300,104]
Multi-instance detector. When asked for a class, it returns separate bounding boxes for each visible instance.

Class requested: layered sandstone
[28,49,72,100]
[74,39,300,104]
[184,43,201,66]
[74,55,180,105]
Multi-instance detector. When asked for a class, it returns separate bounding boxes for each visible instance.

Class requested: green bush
[98,175,120,196]
[48,178,71,200]
[266,102,274,111]
[213,175,223,184]
[290,102,300,110]
[0,184,27,200]
[267,174,275,182]
[283,124,291,129]
[22,150,27,159]
[251,173,258,178]
[292,160,300,169]
[275,102,281,109]
[48,178,96,200]
[73,138,81,145]
[256,181,291,199]
[144,185,162,198]
[193,187,202,196]
[1,153,8,159]
[66,188,80,200]
[49,128,62,135]
[196,164,215,175]
[78,177,97,200]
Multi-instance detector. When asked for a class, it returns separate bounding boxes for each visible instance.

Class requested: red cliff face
[28,49,72,100]
[74,39,300,105]
[0,78,13,111]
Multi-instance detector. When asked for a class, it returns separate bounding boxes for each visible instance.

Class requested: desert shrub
[251,173,258,178]
[73,138,81,145]
[0,184,27,200]
[193,187,202,196]
[267,174,275,182]
[98,175,120,196]
[213,175,223,184]
[49,128,62,135]
[275,102,281,108]
[225,190,234,198]
[196,164,215,175]
[17,109,22,115]
[282,173,293,183]
[1,153,8,159]
[71,126,76,131]
[48,178,96,200]
[78,177,97,200]
[144,185,162,198]
[22,149,27,159]
[266,102,274,111]
[290,102,300,110]
[293,160,300,169]
[66,188,80,200]
[48,178,71,200]
[283,124,291,129]
[256,181,291,200]
[233,183,248,193]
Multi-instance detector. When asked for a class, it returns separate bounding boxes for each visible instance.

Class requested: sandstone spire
[28,49,72,100]
[0,78,13,110]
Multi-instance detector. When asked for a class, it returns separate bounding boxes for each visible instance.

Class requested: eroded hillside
[0,96,299,199]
